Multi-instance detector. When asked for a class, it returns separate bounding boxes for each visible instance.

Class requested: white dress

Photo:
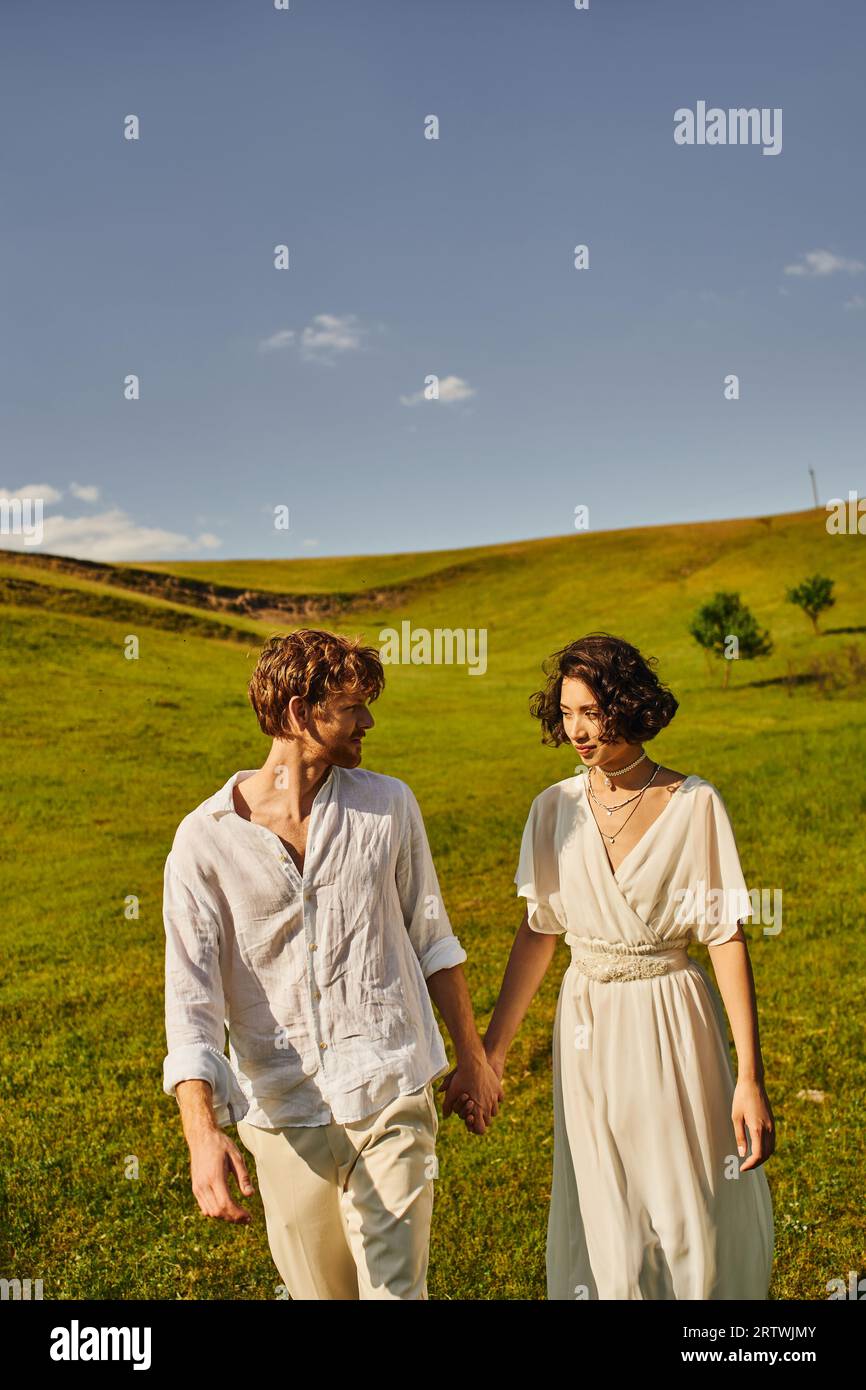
[514,772,774,1300]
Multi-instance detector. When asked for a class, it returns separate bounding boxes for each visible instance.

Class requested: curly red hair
[248,628,385,738]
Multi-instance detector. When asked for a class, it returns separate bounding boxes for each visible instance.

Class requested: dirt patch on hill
[0,548,413,622]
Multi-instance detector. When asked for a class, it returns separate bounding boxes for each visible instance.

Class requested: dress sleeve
[514,791,566,935]
[687,784,753,946]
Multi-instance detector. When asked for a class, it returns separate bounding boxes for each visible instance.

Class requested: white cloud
[1,503,222,562]
[400,374,476,407]
[300,313,365,362]
[0,482,63,503]
[258,329,296,352]
[258,313,367,364]
[70,482,100,502]
[783,249,865,277]
[843,294,865,311]
[300,537,320,549]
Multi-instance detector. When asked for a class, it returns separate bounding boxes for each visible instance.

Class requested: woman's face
[559,674,632,769]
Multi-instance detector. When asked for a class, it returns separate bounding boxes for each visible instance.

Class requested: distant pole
[808,467,819,508]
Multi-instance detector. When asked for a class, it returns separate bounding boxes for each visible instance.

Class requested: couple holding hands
[162,626,774,1300]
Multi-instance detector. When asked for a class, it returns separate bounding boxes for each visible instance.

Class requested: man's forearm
[425,963,485,1060]
[176,1078,221,1142]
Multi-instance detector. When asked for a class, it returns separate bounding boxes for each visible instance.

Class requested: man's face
[305,684,375,767]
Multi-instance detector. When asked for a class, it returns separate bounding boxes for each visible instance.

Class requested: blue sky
[2,0,864,562]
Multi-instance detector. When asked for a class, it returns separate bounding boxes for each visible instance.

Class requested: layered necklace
[586,751,661,844]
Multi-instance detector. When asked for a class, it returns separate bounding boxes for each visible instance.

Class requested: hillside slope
[1,505,864,1301]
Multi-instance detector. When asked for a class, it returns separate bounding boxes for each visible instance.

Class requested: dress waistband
[568,935,691,982]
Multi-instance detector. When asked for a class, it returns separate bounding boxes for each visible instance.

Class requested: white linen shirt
[162,764,467,1129]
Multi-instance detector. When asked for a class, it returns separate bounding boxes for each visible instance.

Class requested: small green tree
[786,573,835,635]
[689,592,773,689]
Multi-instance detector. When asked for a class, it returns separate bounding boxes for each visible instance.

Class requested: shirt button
[315,991,322,1000]
[319,1041,328,1051]
[308,941,317,951]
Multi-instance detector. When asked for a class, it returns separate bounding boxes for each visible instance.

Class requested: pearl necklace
[595,749,648,789]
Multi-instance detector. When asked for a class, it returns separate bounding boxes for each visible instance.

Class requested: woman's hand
[441,1043,506,1134]
[732,1077,776,1170]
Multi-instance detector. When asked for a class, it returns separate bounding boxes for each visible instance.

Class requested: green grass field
[2,505,864,1300]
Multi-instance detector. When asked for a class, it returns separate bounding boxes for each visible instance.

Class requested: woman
[453,633,775,1300]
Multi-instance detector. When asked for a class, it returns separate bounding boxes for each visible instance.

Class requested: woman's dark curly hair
[529,632,679,749]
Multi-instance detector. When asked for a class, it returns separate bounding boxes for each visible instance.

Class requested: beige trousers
[236,1082,439,1300]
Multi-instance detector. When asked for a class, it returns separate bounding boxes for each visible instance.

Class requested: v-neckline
[580,772,696,881]
[230,764,336,887]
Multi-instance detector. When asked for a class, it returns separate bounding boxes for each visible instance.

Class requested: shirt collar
[205,764,338,819]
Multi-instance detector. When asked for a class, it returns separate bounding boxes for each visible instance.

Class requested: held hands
[437,1044,505,1136]
[732,1077,776,1170]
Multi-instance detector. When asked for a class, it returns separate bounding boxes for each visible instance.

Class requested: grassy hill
[1,504,864,1300]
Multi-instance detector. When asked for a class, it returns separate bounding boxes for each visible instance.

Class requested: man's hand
[188,1127,256,1223]
[448,1045,506,1135]
[437,1051,503,1135]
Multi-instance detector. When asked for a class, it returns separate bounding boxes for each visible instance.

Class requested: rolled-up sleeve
[162,854,249,1127]
[395,784,467,979]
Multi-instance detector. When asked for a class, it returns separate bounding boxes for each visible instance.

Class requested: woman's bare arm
[444,908,559,1132]
[707,927,776,1170]
[482,908,560,1073]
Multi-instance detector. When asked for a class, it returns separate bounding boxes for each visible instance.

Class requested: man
[162,627,502,1300]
